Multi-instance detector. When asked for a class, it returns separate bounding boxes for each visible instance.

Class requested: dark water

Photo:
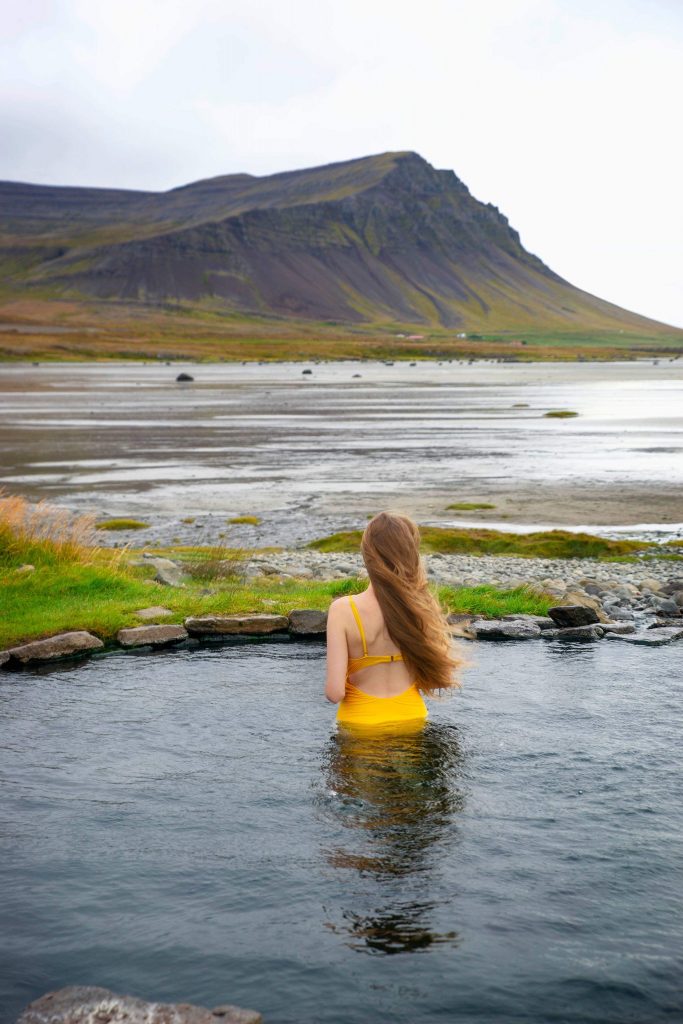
[1,640,682,1023]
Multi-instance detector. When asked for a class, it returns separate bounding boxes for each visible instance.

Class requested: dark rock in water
[548,605,599,628]
[176,372,194,382]
[185,613,289,636]
[0,650,10,667]
[472,619,541,640]
[352,373,362,378]
[302,368,313,374]
[542,624,604,641]
[7,631,104,666]
[117,624,188,648]
[16,985,261,1024]
[288,608,327,635]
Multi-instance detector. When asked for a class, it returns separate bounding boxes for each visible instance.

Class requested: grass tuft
[228,515,262,525]
[96,518,150,531]
[446,502,496,511]
[544,410,579,418]
[441,584,552,618]
[308,525,647,559]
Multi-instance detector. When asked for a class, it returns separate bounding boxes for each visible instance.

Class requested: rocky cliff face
[0,152,672,330]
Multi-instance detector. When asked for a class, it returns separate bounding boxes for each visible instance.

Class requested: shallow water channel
[1,639,682,1023]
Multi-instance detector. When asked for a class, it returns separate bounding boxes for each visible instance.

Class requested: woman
[325,511,464,725]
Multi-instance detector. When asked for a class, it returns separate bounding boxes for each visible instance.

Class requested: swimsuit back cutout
[346,594,404,674]
[337,595,428,726]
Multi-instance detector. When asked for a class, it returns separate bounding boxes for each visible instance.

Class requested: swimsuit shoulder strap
[348,595,368,657]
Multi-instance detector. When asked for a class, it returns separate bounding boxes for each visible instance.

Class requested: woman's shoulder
[328,591,369,617]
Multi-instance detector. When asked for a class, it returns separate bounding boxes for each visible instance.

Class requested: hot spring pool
[1,638,682,1023]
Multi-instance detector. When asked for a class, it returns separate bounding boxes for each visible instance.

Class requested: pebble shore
[245,548,679,590]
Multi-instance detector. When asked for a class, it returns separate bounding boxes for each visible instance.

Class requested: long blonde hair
[361,511,463,694]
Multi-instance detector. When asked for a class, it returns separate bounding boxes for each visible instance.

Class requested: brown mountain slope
[0,151,677,332]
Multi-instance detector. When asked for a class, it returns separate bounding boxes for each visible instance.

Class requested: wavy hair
[360,511,464,694]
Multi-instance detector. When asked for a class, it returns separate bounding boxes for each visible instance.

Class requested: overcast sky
[2,0,681,327]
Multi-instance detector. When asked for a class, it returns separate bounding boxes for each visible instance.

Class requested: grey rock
[288,609,327,635]
[7,631,104,665]
[117,624,188,648]
[283,564,314,579]
[659,579,683,595]
[542,624,604,640]
[176,372,194,382]
[607,606,636,621]
[135,606,174,620]
[257,562,285,575]
[604,628,683,646]
[472,619,541,640]
[502,613,555,629]
[548,605,599,627]
[652,597,680,615]
[601,622,637,634]
[185,613,289,636]
[16,985,261,1024]
[145,557,185,587]
[0,650,10,667]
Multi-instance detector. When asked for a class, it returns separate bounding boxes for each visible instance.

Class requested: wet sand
[1,359,681,546]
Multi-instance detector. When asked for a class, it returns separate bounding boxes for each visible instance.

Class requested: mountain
[0,152,675,332]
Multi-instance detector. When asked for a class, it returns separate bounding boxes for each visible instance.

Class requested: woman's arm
[325,599,348,704]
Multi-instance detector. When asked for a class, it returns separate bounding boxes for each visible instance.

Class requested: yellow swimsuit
[336,595,428,727]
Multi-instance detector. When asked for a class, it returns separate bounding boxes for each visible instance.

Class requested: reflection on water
[319,721,465,954]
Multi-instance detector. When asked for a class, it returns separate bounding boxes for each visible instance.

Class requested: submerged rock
[7,631,104,665]
[604,627,683,646]
[185,613,289,636]
[176,372,194,382]
[542,624,604,640]
[117,624,188,648]
[601,622,637,634]
[17,985,261,1024]
[288,609,327,635]
[548,605,599,628]
[472,619,541,640]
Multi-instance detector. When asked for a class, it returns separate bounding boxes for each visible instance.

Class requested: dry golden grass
[0,492,124,568]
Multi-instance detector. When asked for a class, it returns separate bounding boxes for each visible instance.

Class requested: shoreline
[2,359,682,544]
[2,545,682,658]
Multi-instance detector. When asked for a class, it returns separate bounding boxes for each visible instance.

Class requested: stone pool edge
[2,606,682,671]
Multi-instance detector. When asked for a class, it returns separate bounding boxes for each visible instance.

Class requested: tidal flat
[1,359,682,549]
